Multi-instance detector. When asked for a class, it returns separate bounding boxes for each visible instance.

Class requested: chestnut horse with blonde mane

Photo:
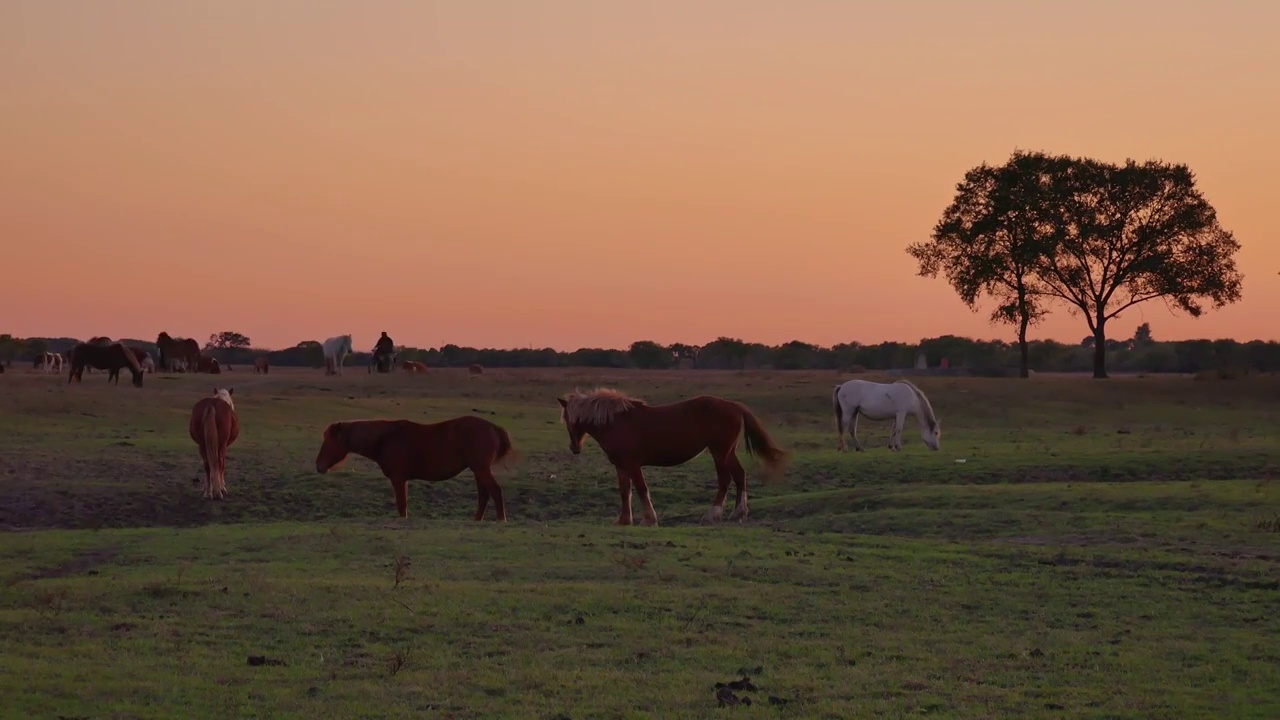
[314,416,518,520]
[189,388,239,499]
[557,388,789,527]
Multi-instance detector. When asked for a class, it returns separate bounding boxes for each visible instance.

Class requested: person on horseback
[371,331,396,373]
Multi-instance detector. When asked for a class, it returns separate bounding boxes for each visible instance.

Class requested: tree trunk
[1017,315,1030,379]
[1092,321,1108,379]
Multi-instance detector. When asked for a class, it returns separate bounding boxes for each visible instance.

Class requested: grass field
[1,366,1278,719]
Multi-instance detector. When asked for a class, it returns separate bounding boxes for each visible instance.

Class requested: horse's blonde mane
[560,387,645,427]
[213,388,235,410]
[895,379,938,430]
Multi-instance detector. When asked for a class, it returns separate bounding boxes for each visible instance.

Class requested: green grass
[1,367,1278,718]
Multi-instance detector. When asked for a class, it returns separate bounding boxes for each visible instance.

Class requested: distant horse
[37,352,63,373]
[557,388,788,526]
[314,416,518,520]
[322,334,353,376]
[469,364,484,375]
[189,388,239,499]
[195,355,222,374]
[401,360,428,374]
[156,332,200,373]
[253,356,270,375]
[140,354,156,373]
[833,378,941,452]
[69,342,144,387]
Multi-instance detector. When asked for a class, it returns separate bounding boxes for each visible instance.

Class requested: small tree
[908,150,1063,378]
[1037,157,1243,378]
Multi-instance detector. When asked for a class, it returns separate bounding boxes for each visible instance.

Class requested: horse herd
[186,374,942,525]
[25,332,943,522]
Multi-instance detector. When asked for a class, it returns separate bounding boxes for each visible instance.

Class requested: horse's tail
[736,403,789,480]
[202,404,224,488]
[492,423,520,472]
[832,385,844,442]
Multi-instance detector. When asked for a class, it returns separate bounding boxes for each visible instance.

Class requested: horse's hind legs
[850,413,865,452]
[727,458,749,522]
[702,461,732,524]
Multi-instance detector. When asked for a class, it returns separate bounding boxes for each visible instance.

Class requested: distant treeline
[3,329,1279,375]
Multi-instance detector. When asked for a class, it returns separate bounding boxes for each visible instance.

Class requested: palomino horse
[156,332,200,372]
[557,388,789,526]
[68,342,144,387]
[401,360,428,374]
[833,378,941,452]
[314,416,518,520]
[322,334,353,376]
[190,388,239,499]
[253,356,270,375]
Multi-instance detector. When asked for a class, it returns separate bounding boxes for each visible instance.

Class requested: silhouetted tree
[908,150,1064,378]
[1133,322,1153,345]
[1037,157,1244,378]
[628,340,672,369]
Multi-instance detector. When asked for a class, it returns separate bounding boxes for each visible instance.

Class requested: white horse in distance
[832,378,941,452]
[322,334,354,376]
[40,352,63,373]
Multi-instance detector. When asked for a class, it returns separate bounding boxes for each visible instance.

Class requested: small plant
[387,647,412,677]
[34,588,69,618]
[392,555,411,590]
[176,560,191,589]
[1253,513,1280,533]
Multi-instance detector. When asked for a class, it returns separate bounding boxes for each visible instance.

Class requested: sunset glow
[3,1,1277,350]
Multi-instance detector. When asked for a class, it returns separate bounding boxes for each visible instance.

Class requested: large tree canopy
[911,151,1243,379]
[907,150,1064,378]
[1037,157,1243,378]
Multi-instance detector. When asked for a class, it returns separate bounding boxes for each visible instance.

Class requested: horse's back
[189,398,239,445]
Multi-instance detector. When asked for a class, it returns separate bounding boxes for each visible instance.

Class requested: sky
[2,0,1277,351]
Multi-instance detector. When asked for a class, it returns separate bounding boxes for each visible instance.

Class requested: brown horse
[402,360,428,374]
[189,388,239,499]
[253,356,270,375]
[557,388,788,526]
[314,416,518,520]
[469,364,484,375]
[69,342,144,387]
[156,332,200,372]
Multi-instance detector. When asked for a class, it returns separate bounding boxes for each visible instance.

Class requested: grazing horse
[401,360,428,374]
[322,334,354,376]
[468,364,484,375]
[189,388,239,499]
[156,332,200,373]
[833,379,941,452]
[195,355,222,374]
[556,388,789,526]
[314,416,518,520]
[37,352,63,374]
[68,342,144,387]
[253,356,270,375]
[140,354,156,373]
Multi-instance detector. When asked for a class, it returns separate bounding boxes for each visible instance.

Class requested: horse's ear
[556,397,568,408]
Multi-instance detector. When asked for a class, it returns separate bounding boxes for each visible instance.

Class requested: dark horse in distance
[314,416,518,520]
[68,342,145,387]
[557,388,788,526]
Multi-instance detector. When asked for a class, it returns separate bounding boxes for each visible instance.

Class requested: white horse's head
[920,418,941,451]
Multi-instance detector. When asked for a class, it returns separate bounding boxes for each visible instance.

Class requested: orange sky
[3,1,1277,351]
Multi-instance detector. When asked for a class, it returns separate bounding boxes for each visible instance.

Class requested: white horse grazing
[140,354,156,373]
[832,379,941,452]
[322,334,354,376]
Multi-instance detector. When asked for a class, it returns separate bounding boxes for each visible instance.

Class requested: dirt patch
[27,548,119,580]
